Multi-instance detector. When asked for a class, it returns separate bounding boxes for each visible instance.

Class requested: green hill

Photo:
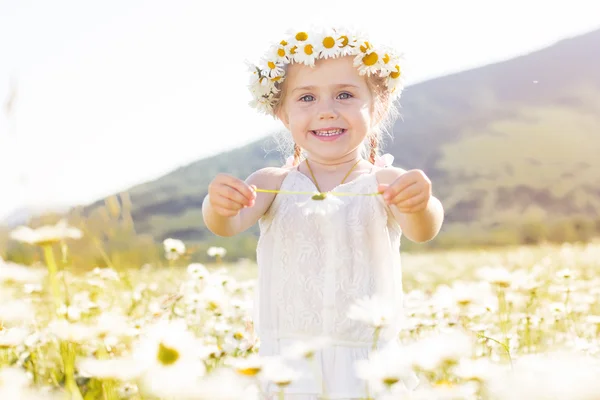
[82,27,600,252]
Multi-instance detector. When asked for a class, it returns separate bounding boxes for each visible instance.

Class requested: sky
[0,0,599,220]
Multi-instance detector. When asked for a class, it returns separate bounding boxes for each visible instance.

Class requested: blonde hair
[271,63,400,166]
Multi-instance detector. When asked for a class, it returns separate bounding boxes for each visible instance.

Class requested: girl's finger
[383,174,415,199]
[221,185,251,206]
[213,206,239,217]
[222,175,256,202]
[396,193,428,211]
[396,203,427,214]
[213,196,244,212]
[388,183,420,205]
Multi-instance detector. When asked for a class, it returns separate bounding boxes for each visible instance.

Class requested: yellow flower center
[157,343,179,366]
[271,76,282,82]
[383,53,390,64]
[359,41,372,53]
[362,52,379,66]
[435,379,454,388]
[290,45,297,55]
[295,32,308,41]
[383,377,400,386]
[280,40,288,46]
[267,61,276,70]
[304,44,313,55]
[312,193,327,200]
[323,36,336,48]
[237,367,262,376]
[390,65,401,79]
[339,35,349,46]
[277,48,286,57]
[233,331,244,340]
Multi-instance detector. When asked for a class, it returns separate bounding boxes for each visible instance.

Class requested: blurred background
[1,0,599,268]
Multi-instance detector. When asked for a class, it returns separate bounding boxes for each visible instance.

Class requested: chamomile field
[1,222,600,399]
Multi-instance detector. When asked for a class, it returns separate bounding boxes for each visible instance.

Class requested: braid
[293,144,302,166]
[368,135,378,164]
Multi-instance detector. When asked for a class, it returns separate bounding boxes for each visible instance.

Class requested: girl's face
[278,56,374,163]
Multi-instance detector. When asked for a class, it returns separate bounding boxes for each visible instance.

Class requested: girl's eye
[338,92,353,100]
[299,94,315,102]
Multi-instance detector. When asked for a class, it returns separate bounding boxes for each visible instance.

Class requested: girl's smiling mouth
[311,128,347,141]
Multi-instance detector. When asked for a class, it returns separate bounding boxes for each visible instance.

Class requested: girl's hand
[377,169,432,213]
[208,173,257,217]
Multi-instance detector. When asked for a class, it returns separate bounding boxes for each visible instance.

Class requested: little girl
[202,27,444,399]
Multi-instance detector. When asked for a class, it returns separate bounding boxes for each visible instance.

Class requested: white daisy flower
[131,319,208,398]
[379,49,402,77]
[207,246,227,258]
[452,357,501,382]
[267,41,291,64]
[230,353,264,377]
[259,58,285,79]
[47,319,98,343]
[293,41,317,66]
[249,75,277,97]
[477,266,514,288]
[163,238,185,260]
[201,284,228,313]
[0,300,36,326]
[93,312,131,339]
[354,44,383,76]
[90,266,119,281]
[0,259,46,284]
[315,29,343,59]
[248,95,274,116]
[283,336,332,360]
[355,341,419,392]
[404,328,474,372]
[337,32,359,56]
[0,367,58,400]
[296,193,343,216]
[386,64,404,94]
[10,219,82,246]
[488,351,600,400]
[289,30,310,48]
[247,62,262,85]
[347,294,394,329]
[193,367,258,400]
[78,357,144,381]
[262,356,302,388]
[0,327,29,348]
[187,262,210,279]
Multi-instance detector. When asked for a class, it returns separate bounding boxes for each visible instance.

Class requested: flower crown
[247,27,406,116]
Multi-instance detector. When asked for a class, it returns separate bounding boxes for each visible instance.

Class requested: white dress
[254,168,412,399]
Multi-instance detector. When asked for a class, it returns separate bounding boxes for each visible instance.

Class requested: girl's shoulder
[371,153,406,184]
[374,165,407,185]
[247,166,292,191]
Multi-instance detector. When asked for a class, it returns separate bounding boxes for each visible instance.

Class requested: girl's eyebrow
[291,84,360,94]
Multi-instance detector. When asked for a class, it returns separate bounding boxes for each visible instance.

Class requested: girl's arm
[376,167,444,243]
[202,167,288,237]
[392,196,444,243]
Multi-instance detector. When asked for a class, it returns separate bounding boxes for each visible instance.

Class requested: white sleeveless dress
[254,168,410,399]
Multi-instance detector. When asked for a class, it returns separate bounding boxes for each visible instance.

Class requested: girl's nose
[318,99,338,120]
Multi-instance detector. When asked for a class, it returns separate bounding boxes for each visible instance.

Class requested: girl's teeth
[313,129,343,136]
